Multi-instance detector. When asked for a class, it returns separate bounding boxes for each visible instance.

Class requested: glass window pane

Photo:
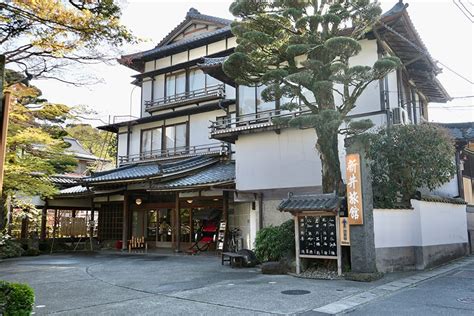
[189,69,205,91]
[256,85,276,112]
[175,124,187,148]
[166,75,175,97]
[152,128,162,152]
[176,72,186,95]
[239,85,256,116]
[141,130,152,153]
[165,126,175,150]
[206,74,220,87]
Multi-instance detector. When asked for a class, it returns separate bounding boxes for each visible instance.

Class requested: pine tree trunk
[314,126,344,194]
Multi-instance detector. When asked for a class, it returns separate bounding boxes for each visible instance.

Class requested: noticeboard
[298,215,337,257]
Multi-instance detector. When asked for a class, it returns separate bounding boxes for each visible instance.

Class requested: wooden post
[89,198,95,238]
[294,215,301,274]
[336,213,342,276]
[175,193,181,252]
[223,191,229,223]
[122,193,129,251]
[40,202,48,241]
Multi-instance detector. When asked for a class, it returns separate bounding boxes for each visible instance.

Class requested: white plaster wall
[117,133,128,157]
[235,128,322,191]
[386,71,399,109]
[227,37,237,48]
[172,51,188,65]
[144,61,155,72]
[230,202,253,249]
[430,175,459,198]
[374,200,468,249]
[207,39,226,55]
[263,199,292,227]
[374,208,420,248]
[189,46,207,60]
[415,200,468,246]
[156,56,171,69]
[141,79,153,112]
[189,110,226,146]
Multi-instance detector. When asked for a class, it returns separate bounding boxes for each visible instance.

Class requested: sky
[33,0,474,126]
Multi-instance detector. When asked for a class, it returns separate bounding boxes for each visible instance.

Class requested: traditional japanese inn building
[44,1,455,255]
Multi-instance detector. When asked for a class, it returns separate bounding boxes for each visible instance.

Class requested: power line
[453,0,474,22]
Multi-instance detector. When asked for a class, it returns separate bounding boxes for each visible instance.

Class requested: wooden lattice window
[98,203,123,241]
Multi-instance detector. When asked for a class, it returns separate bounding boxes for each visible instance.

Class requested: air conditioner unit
[391,107,410,125]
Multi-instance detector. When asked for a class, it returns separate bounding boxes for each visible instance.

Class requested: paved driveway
[0,252,399,315]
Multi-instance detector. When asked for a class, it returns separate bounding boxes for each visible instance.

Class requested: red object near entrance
[115,240,123,250]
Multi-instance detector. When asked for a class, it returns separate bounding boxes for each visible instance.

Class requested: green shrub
[25,248,40,257]
[0,281,35,316]
[0,235,24,259]
[254,219,295,262]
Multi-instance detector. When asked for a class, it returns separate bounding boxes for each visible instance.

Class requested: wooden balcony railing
[118,142,229,165]
[209,109,312,137]
[145,84,225,112]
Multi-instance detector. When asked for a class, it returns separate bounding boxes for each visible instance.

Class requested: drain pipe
[258,193,263,230]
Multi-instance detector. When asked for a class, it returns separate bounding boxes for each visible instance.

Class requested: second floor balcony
[145,84,226,112]
[210,109,312,143]
[118,142,229,166]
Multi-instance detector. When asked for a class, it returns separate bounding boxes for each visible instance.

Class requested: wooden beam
[175,192,181,252]
[0,91,11,196]
[122,192,129,251]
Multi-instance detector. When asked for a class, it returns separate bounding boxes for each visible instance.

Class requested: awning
[278,193,340,213]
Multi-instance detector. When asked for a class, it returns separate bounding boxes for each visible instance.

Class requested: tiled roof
[59,185,90,196]
[440,122,474,141]
[84,156,218,184]
[153,162,235,190]
[156,8,232,48]
[278,193,340,213]
[198,56,228,68]
[48,175,82,185]
[417,194,467,205]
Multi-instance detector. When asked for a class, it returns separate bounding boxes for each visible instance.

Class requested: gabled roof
[278,193,340,213]
[118,8,233,72]
[64,137,104,161]
[156,8,232,47]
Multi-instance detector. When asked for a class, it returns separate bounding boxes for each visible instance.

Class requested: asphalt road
[0,252,472,315]
[347,259,474,316]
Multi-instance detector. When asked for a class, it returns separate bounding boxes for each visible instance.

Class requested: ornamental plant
[367,124,456,208]
[224,0,401,194]
[0,281,35,316]
[254,219,295,262]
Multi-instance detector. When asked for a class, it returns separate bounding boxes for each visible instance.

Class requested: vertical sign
[345,153,363,225]
[339,217,350,246]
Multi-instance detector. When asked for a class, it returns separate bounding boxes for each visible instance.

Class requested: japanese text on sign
[345,154,363,225]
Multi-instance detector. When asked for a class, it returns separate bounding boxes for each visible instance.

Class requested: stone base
[376,242,469,272]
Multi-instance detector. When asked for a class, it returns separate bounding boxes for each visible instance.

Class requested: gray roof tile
[84,156,217,184]
[154,162,235,189]
[278,193,340,212]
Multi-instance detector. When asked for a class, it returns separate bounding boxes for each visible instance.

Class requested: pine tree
[223,0,401,193]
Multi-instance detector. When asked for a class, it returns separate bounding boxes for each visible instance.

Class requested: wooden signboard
[298,215,337,258]
[345,153,363,225]
[339,217,350,246]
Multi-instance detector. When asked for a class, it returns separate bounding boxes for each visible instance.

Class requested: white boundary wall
[373,199,468,271]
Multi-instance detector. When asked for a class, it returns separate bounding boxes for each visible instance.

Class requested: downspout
[258,193,263,230]
[455,144,465,199]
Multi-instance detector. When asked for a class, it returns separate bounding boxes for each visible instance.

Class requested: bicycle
[228,227,241,252]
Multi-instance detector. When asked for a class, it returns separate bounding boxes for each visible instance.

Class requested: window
[238,85,276,116]
[141,128,162,154]
[165,71,186,97]
[165,123,187,152]
[189,69,205,91]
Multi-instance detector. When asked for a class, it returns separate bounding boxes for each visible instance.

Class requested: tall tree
[0,0,137,85]
[223,0,401,193]
[3,74,77,199]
